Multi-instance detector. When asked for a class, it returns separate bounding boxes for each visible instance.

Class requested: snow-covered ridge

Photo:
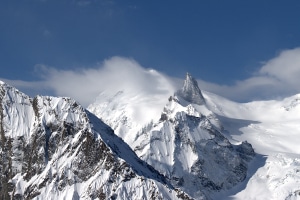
[131,92,254,199]
[204,91,300,122]
[0,81,191,200]
[87,87,174,146]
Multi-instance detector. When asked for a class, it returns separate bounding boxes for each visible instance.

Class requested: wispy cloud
[259,48,300,87]
[23,57,175,107]
[2,48,300,107]
[197,48,300,101]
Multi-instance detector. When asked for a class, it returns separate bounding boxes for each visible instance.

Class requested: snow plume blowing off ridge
[29,57,176,108]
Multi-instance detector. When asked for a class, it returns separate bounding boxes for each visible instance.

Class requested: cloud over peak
[2,48,300,107]
[31,56,175,107]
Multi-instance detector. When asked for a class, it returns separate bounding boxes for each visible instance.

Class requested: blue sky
[1,0,300,105]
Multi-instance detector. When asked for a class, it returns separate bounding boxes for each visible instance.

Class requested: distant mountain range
[1,73,300,200]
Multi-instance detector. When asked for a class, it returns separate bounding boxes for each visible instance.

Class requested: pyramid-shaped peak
[185,73,197,86]
[176,73,205,105]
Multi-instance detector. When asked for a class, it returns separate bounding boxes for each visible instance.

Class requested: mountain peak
[176,73,205,105]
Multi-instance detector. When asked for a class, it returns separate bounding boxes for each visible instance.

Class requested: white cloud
[2,48,300,107]
[197,48,300,102]
[30,57,175,107]
[259,48,300,87]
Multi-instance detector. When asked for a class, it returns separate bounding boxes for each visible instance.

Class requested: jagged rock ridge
[0,81,191,200]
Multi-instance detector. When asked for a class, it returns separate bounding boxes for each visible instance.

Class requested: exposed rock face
[176,73,205,105]
[133,93,255,199]
[0,81,191,200]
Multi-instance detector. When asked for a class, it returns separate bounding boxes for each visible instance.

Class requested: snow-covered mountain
[2,69,300,200]
[0,81,191,200]
[88,73,300,200]
[88,74,255,199]
[131,74,255,199]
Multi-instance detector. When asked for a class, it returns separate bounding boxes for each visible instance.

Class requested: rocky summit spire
[176,73,205,105]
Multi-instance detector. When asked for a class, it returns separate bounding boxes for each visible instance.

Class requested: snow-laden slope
[88,74,255,199]
[0,81,191,200]
[88,90,174,147]
[132,94,254,199]
[203,91,300,200]
[87,68,175,147]
[88,72,300,200]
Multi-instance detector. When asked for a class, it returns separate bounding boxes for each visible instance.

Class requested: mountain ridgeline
[0,81,191,200]
[0,74,255,200]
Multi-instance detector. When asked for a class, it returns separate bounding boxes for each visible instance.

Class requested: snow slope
[88,89,174,147]
[87,68,175,147]
[132,94,254,199]
[204,91,300,200]
[89,73,255,199]
[88,73,300,200]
